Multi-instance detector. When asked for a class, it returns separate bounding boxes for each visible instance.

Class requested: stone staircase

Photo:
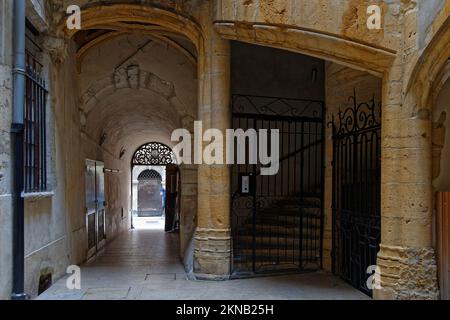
[232,194,323,274]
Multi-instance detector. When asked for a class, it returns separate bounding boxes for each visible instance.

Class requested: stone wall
[214,0,400,53]
[0,0,13,300]
[1,0,79,298]
[179,164,198,260]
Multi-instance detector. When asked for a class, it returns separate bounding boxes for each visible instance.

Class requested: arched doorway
[131,142,180,232]
[61,3,200,272]
[137,169,164,217]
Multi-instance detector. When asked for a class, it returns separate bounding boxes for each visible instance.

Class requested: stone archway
[407,15,450,111]
[58,3,210,275]
[57,2,414,284]
[213,15,390,288]
[60,4,204,52]
[137,169,164,218]
[213,21,395,77]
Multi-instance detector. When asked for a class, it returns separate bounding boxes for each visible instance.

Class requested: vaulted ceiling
[76,32,198,162]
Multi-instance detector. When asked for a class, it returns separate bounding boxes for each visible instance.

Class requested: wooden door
[437,192,450,300]
[165,165,180,232]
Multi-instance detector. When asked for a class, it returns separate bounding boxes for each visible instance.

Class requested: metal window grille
[24,51,48,193]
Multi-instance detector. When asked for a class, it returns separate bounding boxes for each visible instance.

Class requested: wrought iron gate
[330,91,381,296]
[231,94,325,276]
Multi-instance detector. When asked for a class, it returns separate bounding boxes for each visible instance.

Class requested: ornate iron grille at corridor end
[329,91,381,297]
[24,52,48,193]
[132,142,177,166]
[231,94,325,277]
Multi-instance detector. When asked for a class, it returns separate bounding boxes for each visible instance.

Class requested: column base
[193,228,231,280]
[374,244,439,300]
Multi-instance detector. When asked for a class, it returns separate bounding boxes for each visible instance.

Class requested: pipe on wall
[11,0,27,300]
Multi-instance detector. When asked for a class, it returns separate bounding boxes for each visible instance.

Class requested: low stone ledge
[22,191,55,201]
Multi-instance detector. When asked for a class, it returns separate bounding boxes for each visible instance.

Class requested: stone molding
[375,244,439,300]
[22,191,55,201]
[193,228,231,280]
[213,22,396,76]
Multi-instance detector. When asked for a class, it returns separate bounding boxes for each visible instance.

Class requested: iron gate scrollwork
[231,94,325,276]
[330,90,381,296]
[132,142,177,166]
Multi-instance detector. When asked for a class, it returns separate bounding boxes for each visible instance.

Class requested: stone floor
[37,228,369,300]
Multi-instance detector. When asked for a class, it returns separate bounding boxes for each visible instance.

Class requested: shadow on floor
[37,229,369,300]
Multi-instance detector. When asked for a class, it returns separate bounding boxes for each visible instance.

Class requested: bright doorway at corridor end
[132,166,166,230]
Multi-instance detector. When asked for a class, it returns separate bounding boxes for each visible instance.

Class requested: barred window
[24,23,48,193]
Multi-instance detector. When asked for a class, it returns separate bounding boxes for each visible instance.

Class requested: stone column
[193,23,231,280]
[374,8,439,299]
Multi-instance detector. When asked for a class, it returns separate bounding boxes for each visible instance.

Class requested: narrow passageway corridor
[37,230,368,300]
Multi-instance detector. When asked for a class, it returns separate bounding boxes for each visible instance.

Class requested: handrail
[232,93,325,104]
[232,94,324,119]
[255,139,323,177]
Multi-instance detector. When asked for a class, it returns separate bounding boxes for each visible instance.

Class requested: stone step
[275,196,321,208]
[232,259,321,273]
[236,227,321,241]
[232,251,321,264]
[234,235,321,249]
[257,207,321,218]
[243,215,322,228]
[236,224,321,237]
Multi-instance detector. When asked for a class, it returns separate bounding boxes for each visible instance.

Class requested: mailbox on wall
[239,173,255,195]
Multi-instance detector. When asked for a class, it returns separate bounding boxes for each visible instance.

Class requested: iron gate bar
[231,113,324,123]
[231,94,325,277]
[24,51,48,193]
[329,90,381,297]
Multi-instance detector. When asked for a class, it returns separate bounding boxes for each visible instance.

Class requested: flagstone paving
[37,229,369,300]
